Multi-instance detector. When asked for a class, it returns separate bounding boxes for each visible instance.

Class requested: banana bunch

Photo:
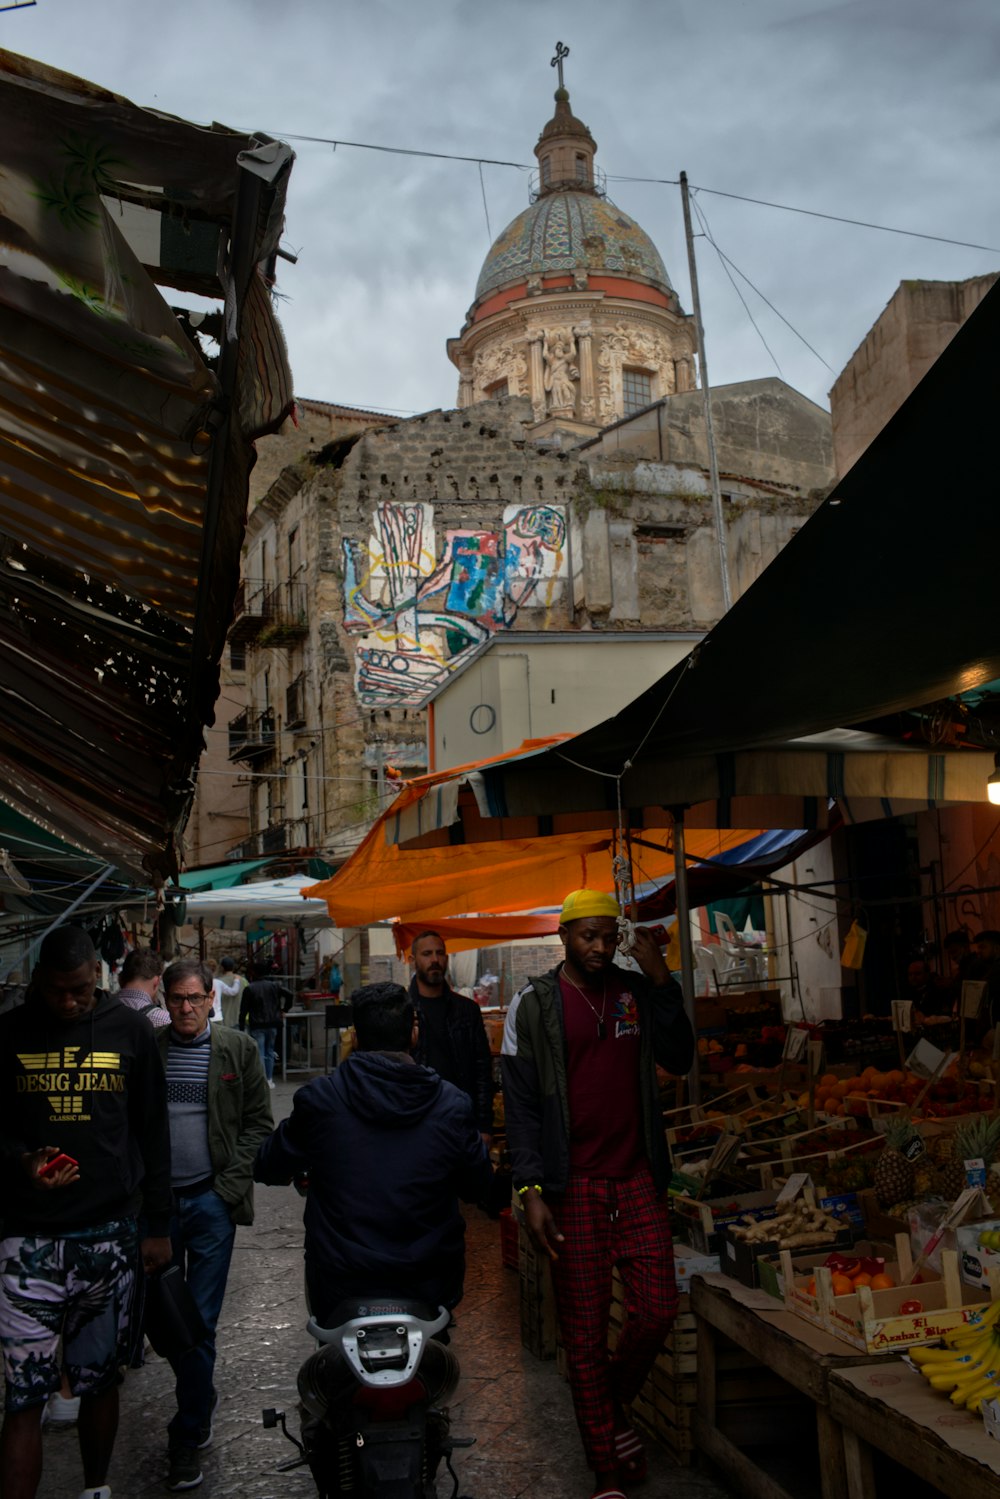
[910,1300,1000,1413]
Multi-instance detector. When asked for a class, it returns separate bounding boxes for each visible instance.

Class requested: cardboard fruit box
[955,1216,1000,1288]
[672,1189,779,1255]
[757,1236,895,1307]
[781,1235,999,1354]
[672,1241,722,1293]
[723,1218,855,1289]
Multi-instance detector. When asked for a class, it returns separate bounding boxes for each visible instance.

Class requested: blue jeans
[166,1189,236,1445]
[250,1025,278,1083]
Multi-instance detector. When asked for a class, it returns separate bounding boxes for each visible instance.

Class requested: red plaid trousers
[550,1164,678,1475]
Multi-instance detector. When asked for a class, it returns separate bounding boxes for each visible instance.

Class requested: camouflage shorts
[0,1219,137,1412]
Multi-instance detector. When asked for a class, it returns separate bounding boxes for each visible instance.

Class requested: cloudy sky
[9,0,999,416]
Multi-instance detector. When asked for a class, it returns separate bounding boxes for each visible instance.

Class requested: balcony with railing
[257,578,309,645]
[229,579,267,643]
[227,706,277,763]
[260,822,287,854]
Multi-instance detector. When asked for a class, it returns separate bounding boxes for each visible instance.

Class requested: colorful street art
[343,502,568,706]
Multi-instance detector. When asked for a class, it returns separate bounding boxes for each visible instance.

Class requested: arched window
[575,153,587,181]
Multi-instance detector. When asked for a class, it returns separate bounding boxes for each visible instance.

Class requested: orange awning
[304,738,762,928]
[391,914,560,958]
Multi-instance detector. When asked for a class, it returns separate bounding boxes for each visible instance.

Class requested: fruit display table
[691,1273,899,1499]
[828,1359,1000,1498]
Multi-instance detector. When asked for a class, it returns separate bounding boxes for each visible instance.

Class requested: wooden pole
[672,807,700,1107]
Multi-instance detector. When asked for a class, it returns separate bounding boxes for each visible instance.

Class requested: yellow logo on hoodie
[16,1047,125,1122]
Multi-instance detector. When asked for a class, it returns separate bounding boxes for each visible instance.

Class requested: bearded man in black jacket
[0,925,172,1499]
[408,931,495,1145]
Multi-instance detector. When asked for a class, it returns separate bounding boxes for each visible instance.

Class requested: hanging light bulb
[988,753,1000,806]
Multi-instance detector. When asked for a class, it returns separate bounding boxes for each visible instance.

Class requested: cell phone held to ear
[38,1152,78,1178]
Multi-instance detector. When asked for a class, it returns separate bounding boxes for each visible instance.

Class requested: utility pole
[680,171,732,614]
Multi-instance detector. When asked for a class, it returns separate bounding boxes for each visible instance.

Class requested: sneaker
[43,1391,80,1429]
[268,1080,275,1089]
[196,1391,220,1450]
[166,1444,203,1491]
[78,1488,111,1499]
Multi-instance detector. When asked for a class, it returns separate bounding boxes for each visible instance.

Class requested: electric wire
[258,126,1000,256]
[702,235,838,376]
[692,195,784,377]
[478,160,492,244]
[692,190,837,375]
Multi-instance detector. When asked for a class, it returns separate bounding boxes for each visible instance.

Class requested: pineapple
[873,1116,920,1208]
[939,1115,1000,1201]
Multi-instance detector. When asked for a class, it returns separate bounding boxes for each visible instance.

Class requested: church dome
[474,190,674,304]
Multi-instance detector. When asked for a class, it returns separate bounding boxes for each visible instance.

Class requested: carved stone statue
[542,329,579,415]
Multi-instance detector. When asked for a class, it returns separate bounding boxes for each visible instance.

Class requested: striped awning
[0,51,294,880]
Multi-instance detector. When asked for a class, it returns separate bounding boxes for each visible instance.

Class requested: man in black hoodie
[0,925,172,1499]
[254,981,491,1321]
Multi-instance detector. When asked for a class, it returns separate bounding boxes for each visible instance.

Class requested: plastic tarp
[387,827,819,954]
[303,738,763,928]
[178,874,330,930]
[174,859,271,893]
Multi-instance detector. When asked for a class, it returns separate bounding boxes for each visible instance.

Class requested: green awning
[174,859,271,893]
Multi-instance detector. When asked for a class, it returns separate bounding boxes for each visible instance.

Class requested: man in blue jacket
[254,982,491,1321]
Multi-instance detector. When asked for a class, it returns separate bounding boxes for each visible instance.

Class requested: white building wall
[431,636,698,771]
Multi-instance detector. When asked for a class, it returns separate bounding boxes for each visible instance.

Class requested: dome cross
[550,41,569,91]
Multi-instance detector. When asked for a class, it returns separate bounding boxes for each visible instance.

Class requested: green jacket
[500,964,694,1196]
[157,1022,273,1226]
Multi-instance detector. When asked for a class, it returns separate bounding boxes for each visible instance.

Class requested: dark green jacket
[500,964,693,1196]
[156,1023,272,1226]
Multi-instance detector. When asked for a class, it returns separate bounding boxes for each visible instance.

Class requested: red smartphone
[38,1152,78,1178]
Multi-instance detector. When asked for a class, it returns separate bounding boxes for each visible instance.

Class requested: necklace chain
[562,970,608,1037]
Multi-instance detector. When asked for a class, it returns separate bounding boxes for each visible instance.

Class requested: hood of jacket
[336,1050,444,1127]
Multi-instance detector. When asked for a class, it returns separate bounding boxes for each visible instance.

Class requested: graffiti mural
[343,502,568,706]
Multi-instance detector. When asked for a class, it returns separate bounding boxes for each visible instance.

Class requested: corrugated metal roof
[0,51,295,881]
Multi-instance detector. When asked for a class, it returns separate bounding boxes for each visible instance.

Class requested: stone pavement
[31,1076,735,1498]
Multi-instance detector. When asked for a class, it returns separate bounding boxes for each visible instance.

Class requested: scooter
[264,1297,474,1498]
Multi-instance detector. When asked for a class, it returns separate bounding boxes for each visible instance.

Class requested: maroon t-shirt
[559,967,644,1178]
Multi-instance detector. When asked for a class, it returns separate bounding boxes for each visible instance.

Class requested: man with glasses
[155,959,272,1491]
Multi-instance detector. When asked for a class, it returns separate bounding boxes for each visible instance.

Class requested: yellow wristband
[517,1183,542,1197]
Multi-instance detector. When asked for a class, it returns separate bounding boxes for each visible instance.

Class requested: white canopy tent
[174,875,330,931]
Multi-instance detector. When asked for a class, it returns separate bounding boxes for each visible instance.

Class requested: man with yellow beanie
[501,889,693,1499]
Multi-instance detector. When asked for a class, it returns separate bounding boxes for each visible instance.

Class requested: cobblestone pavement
[30,1077,735,1499]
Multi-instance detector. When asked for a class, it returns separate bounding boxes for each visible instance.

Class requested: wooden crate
[780,1236,1000,1354]
[518,1228,558,1359]
[610,1282,698,1465]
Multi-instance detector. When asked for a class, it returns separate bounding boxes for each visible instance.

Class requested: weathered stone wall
[829,274,998,477]
[586,377,835,494]
[248,398,388,507]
